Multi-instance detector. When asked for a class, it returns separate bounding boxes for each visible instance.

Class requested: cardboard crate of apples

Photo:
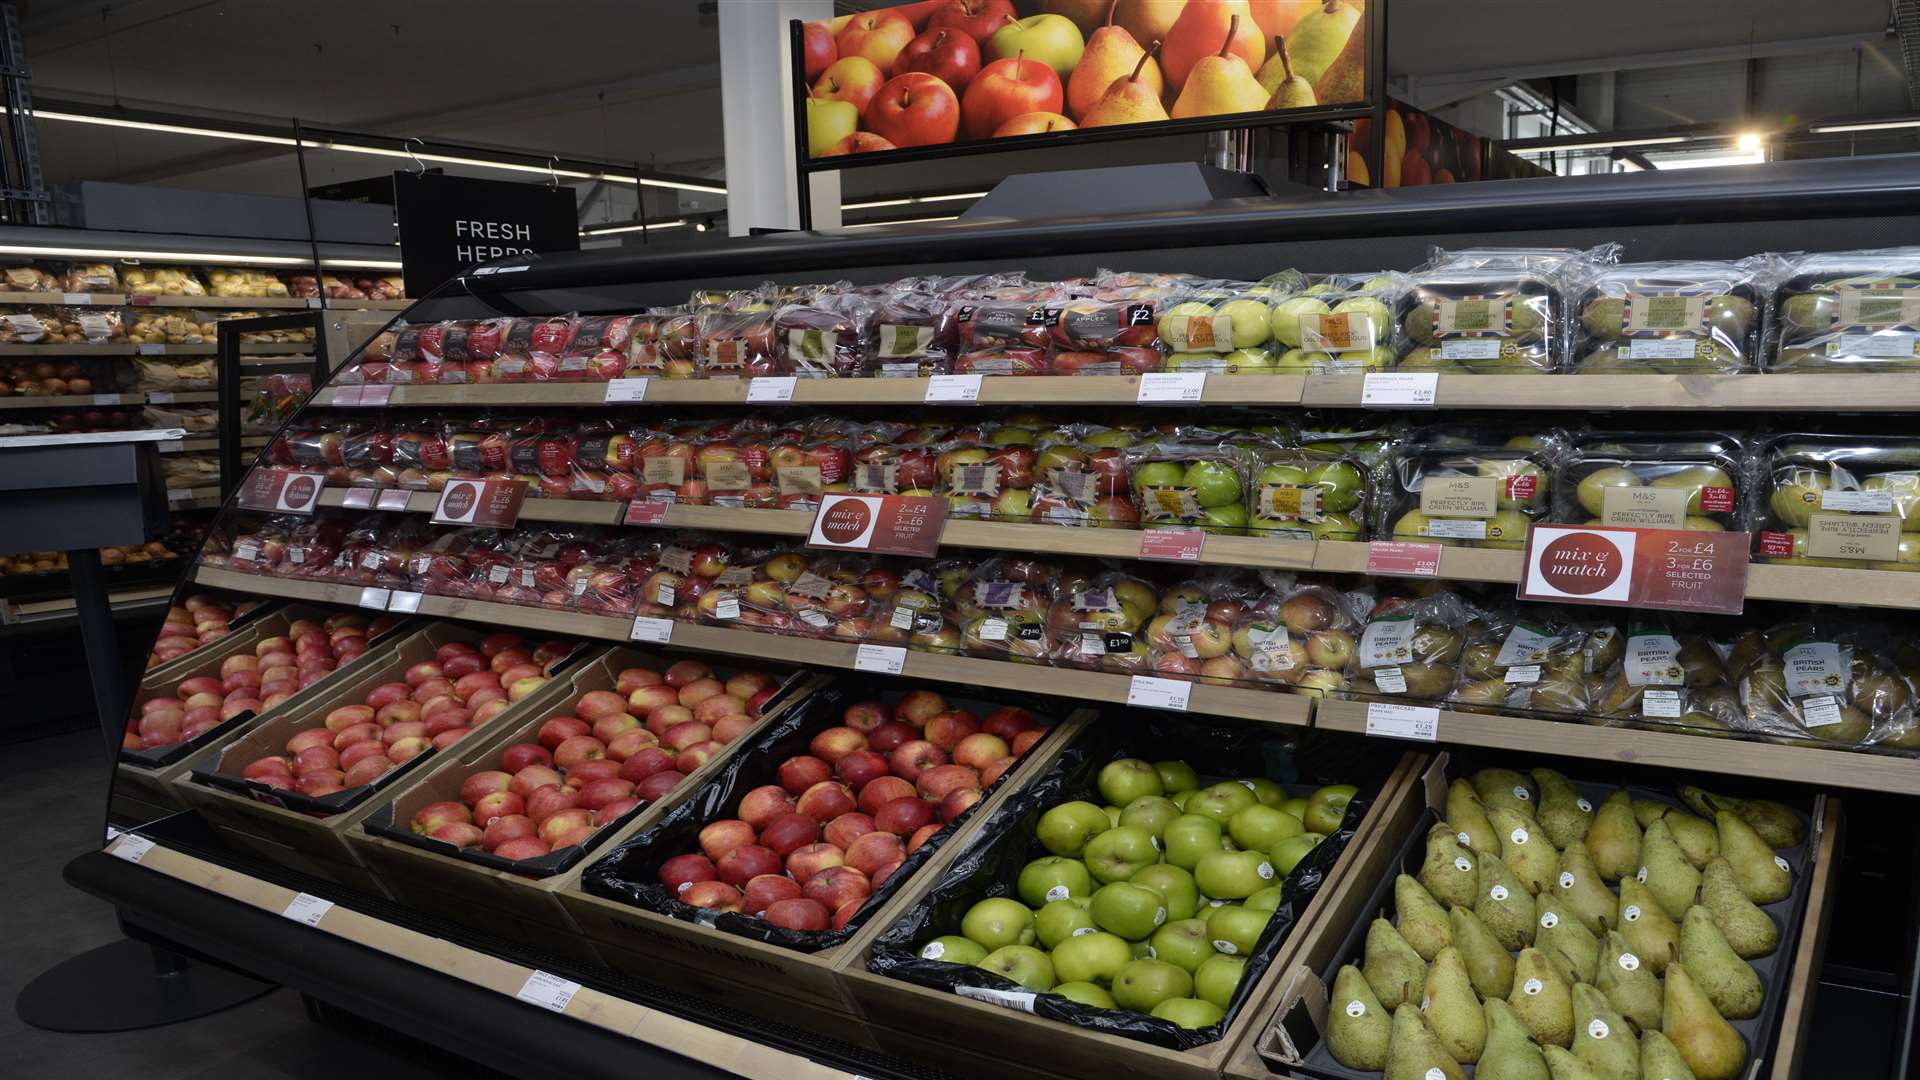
[842,711,1409,1077]
[1256,752,1836,1080]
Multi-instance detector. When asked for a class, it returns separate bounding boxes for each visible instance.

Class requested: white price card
[147,391,175,404]
[924,373,983,403]
[1361,372,1439,407]
[62,292,90,304]
[629,616,674,645]
[112,835,156,863]
[137,343,166,355]
[1137,371,1207,403]
[166,488,193,503]
[604,377,650,402]
[746,376,796,403]
[1364,702,1440,741]
[1127,675,1192,711]
[283,892,335,927]
[356,587,392,610]
[158,439,184,453]
[92,393,122,405]
[854,644,907,675]
[514,970,581,1014]
[387,591,423,614]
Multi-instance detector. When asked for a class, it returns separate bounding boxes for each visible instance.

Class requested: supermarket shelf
[1300,372,1920,412]
[1310,539,1522,584]
[0,292,406,311]
[166,485,222,510]
[0,342,312,357]
[187,565,1312,726]
[1,584,175,627]
[0,390,218,410]
[161,435,268,454]
[1315,698,1920,797]
[313,374,1309,408]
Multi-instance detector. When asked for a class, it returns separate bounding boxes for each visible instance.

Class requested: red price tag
[807,493,946,558]
[624,500,668,526]
[431,479,528,527]
[235,469,326,515]
[1137,529,1205,562]
[130,294,155,306]
[1366,541,1443,578]
[1519,524,1748,616]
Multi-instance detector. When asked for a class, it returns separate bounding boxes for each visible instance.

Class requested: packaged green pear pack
[1378,442,1559,549]
[1571,258,1777,374]
[1396,244,1620,374]
[1766,247,1920,371]
[1754,434,1920,570]
[1551,430,1752,532]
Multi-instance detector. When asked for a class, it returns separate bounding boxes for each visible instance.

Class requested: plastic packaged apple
[1028,432,1137,528]
[1247,445,1370,541]
[1571,258,1772,374]
[1268,273,1405,375]
[866,711,1384,1044]
[774,283,874,378]
[1767,247,1920,372]
[1447,606,1596,718]
[1127,437,1252,534]
[867,277,961,378]
[1383,444,1552,549]
[1350,591,1475,703]
[1753,435,1920,571]
[955,557,1059,666]
[1156,281,1280,375]
[1229,581,1370,697]
[696,290,779,379]
[1135,570,1257,685]
[1587,616,1742,737]
[1049,568,1158,675]
[1048,291,1164,376]
[953,285,1056,376]
[1733,619,1920,750]
[1397,245,1618,373]
[864,561,964,656]
[582,684,1059,939]
[849,437,940,498]
[1553,431,1748,532]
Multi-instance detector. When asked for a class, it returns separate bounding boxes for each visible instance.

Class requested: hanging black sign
[393,172,578,299]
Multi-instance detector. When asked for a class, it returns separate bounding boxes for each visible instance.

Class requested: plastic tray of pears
[1280,752,1816,1080]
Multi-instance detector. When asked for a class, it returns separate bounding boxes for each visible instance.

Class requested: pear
[1699,857,1778,959]
[1641,819,1703,920]
[1631,798,1671,829]
[1256,33,1315,108]
[1113,0,1185,52]
[1385,1003,1467,1080]
[1544,1045,1608,1080]
[1533,768,1595,849]
[1662,963,1747,1080]
[1618,877,1682,976]
[1066,1,1163,121]
[1160,0,1264,91]
[1677,786,1803,848]
[1474,768,1537,819]
[1492,808,1557,896]
[1595,930,1663,1032]
[1570,984,1639,1080]
[1419,823,1481,909]
[1170,15,1271,119]
[1555,844,1618,935]
[1639,1031,1700,1080]
[1713,811,1791,904]
[1509,947,1575,1048]
[1364,917,1428,1010]
[1422,946,1487,1063]
[1481,999,1550,1080]
[1327,963,1391,1070]
[1447,778,1500,853]
[1080,47,1171,127]
[1450,905,1516,1000]
[1649,810,1718,869]
[1535,897,1600,985]
[1585,791,1642,883]
[1286,0,1361,86]
[1395,874,1453,961]
[1678,907,1763,1019]
[1308,0,1366,104]
[1477,852,1537,950]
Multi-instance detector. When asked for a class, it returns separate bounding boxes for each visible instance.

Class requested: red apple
[573,690,630,723]
[803,865,871,912]
[889,740,946,780]
[616,666,665,695]
[404,661,444,688]
[711,713,755,744]
[907,822,941,853]
[411,801,471,835]
[595,798,641,826]
[785,841,846,885]
[941,786,983,822]
[538,808,596,847]
[620,747,676,784]
[981,756,1017,787]
[741,873,804,916]
[761,812,824,858]
[243,756,293,781]
[858,775,918,816]
[629,685,678,714]
[526,785,580,824]
[538,716,590,750]
[809,726,868,765]
[498,742,552,772]
[916,763,979,801]
[658,853,717,895]
[896,690,947,727]
[699,818,757,861]
[386,736,432,764]
[835,9,914,71]
[605,728,659,762]
[343,756,391,787]
[429,822,485,848]
[891,27,980,91]
[953,732,1011,770]
[510,764,564,799]
[635,770,686,802]
[844,831,907,879]
[472,790,525,824]
[777,755,832,796]
[293,746,340,774]
[875,795,938,837]
[575,777,637,811]
[662,721,714,753]
[1011,728,1045,756]
[553,735,607,769]
[796,780,858,823]
[673,742,721,774]
[339,740,387,770]
[864,71,961,148]
[835,750,890,792]
[565,759,622,787]
[482,814,538,850]
[923,710,980,750]
[867,720,916,753]
[679,880,743,912]
[824,811,877,850]
[763,897,830,931]
[646,705,694,737]
[716,844,784,888]
[493,837,552,861]
[842,700,892,732]
[663,660,713,688]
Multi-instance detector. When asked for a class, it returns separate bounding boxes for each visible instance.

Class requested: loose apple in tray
[854,711,1397,1051]
[580,683,1066,949]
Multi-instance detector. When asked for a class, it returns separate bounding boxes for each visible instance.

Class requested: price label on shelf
[146,391,174,404]
[924,373,983,403]
[307,297,325,309]
[166,487,193,503]
[375,489,413,511]
[112,835,155,863]
[282,892,335,927]
[356,587,392,610]
[338,488,376,510]
[629,616,674,645]
[61,292,90,304]
[158,439,183,453]
[1137,372,1206,404]
[746,376,796,403]
[137,343,166,356]
[1126,675,1192,711]
[604,377,650,403]
[1364,703,1439,742]
[514,970,581,1014]
[624,500,668,526]
[330,386,365,406]
[130,294,156,306]
[854,644,907,675]
[1361,372,1438,407]
[1138,529,1205,562]
[91,393,122,405]
[359,385,393,407]
[1365,541,1443,578]
[387,591,423,614]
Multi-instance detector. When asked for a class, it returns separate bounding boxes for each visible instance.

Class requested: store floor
[3,731,491,1079]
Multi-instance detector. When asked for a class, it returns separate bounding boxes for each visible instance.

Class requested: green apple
[1302,783,1358,834]
[1218,299,1273,348]
[1229,804,1305,850]
[1307,461,1364,513]
[1170,790,1195,810]
[1019,855,1095,907]
[1278,797,1308,820]
[1084,826,1160,884]
[1577,466,1644,516]
[1330,295,1391,346]
[1090,882,1168,941]
[1201,502,1250,532]
[1206,903,1271,956]
[1224,347,1276,370]
[1187,781,1258,825]
[1195,850,1276,899]
[1245,885,1285,913]
[1112,958,1193,1012]
[961,897,1035,950]
[1270,296,1330,347]
[1052,981,1118,1008]
[1241,778,1287,807]
[1305,513,1362,542]
[1085,428,1136,449]
[805,97,858,156]
[985,14,1084,78]
[1157,301,1217,349]
[1194,954,1247,1009]
[1258,464,1312,489]
[1182,460,1243,509]
[1271,348,1321,373]
[1162,813,1224,870]
[977,944,1055,992]
[1151,997,1226,1029]
[1130,863,1200,921]
[1149,918,1217,973]
[1269,832,1324,875]
[1035,899,1099,949]
[1097,758,1165,806]
[1051,930,1131,985]
[1036,801,1111,857]
[1120,795,1181,839]
[1102,805,1123,826]
[1132,460,1186,488]
[918,935,987,965]
[1154,760,1200,793]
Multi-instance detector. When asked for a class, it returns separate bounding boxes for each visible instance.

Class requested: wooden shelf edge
[1314,699,1920,796]
[1300,372,1920,412]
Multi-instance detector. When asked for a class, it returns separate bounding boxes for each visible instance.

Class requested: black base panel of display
[14,937,278,1033]
[72,813,958,1080]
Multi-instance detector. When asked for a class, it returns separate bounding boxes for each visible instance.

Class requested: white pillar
[718,0,840,235]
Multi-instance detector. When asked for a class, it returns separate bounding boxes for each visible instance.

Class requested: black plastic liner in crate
[866,712,1401,1052]
[1280,750,1818,1080]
